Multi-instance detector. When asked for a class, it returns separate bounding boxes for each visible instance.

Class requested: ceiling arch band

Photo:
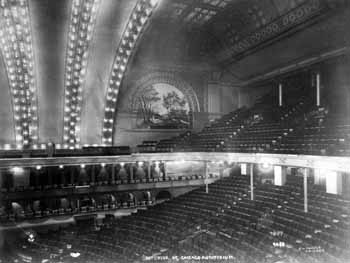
[0,0,38,149]
[101,0,159,146]
[62,0,100,149]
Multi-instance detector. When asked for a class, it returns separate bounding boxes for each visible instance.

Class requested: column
[47,167,53,187]
[274,166,286,186]
[129,163,134,181]
[70,167,75,185]
[304,168,308,213]
[278,83,283,107]
[153,162,160,180]
[148,162,151,181]
[163,162,167,180]
[91,165,96,184]
[59,167,65,186]
[0,169,3,189]
[316,73,321,107]
[250,164,254,201]
[219,162,224,178]
[205,161,209,194]
[35,170,40,187]
[111,164,116,183]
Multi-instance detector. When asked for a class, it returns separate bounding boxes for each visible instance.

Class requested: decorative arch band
[101,0,159,146]
[0,0,39,149]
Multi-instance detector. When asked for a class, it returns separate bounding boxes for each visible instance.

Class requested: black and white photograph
[0,0,350,262]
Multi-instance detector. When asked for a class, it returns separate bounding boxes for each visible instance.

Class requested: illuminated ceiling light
[4,144,11,150]
[140,16,147,25]
[150,0,159,7]
[59,165,64,169]
[11,166,24,174]
[262,163,270,169]
[70,252,80,258]
[36,165,42,170]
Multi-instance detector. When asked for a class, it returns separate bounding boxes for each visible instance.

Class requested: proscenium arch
[129,71,201,115]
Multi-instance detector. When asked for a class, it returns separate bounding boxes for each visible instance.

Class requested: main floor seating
[2,172,349,263]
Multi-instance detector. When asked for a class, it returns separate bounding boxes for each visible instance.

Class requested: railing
[0,152,349,172]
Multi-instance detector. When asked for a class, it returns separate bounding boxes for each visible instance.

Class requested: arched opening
[144,191,152,201]
[60,198,70,210]
[119,192,135,208]
[78,196,95,212]
[11,202,24,218]
[155,191,171,201]
[94,194,116,210]
[144,191,153,205]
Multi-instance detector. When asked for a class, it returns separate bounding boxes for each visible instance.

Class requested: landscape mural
[131,83,191,129]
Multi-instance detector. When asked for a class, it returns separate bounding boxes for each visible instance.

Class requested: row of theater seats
[140,108,249,153]
[138,131,193,153]
[151,98,307,153]
[154,107,253,152]
[148,95,350,156]
[0,199,153,224]
[0,173,207,193]
[3,172,349,263]
[275,112,350,156]
[0,174,212,223]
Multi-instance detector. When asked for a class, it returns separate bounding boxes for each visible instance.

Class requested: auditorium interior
[0,0,350,262]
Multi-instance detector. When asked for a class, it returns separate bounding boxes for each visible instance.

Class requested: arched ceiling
[0,0,348,149]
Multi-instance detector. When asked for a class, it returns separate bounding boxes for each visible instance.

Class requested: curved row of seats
[2,172,349,263]
[0,174,212,223]
[151,96,350,156]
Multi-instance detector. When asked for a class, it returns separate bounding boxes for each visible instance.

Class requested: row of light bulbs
[0,142,120,150]
[0,0,158,149]
[102,0,159,145]
[11,161,164,173]
[63,0,100,149]
[0,0,38,147]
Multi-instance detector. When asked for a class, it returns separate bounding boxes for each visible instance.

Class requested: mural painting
[131,83,191,129]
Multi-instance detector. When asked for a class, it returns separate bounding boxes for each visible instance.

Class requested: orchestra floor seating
[1,172,349,263]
